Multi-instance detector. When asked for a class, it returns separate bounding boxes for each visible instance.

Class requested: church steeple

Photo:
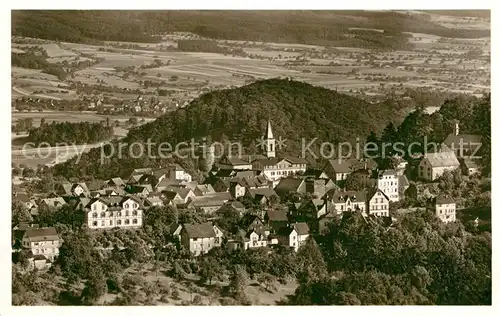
[264,120,275,158]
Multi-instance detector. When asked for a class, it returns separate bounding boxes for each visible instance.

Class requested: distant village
[12,120,482,270]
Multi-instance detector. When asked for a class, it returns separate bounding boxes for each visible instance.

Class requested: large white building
[419,145,460,181]
[377,169,400,202]
[84,196,143,229]
[367,189,390,217]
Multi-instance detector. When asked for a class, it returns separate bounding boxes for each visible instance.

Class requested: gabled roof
[367,189,390,202]
[423,151,460,168]
[399,175,410,187]
[248,187,277,198]
[190,192,231,208]
[168,187,194,200]
[41,197,66,208]
[328,190,366,203]
[182,223,217,238]
[292,222,310,235]
[266,210,288,222]
[23,227,59,242]
[274,178,305,195]
[108,177,125,187]
[239,214,263,228]
[443,133,482,149]
[325,158,377,174]
[379,169,397,177]
[220,155,253,166]
[462,158,479,169]
[156,178,182,190]
[283,156,307,164]
[436,195,455,205]
[196,184,216,195]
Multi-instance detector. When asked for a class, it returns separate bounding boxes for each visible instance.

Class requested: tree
[81,267,107,304]
[199,256,223,285]
[22,167,35,178]
[257,272,277,292]
[228,265,248,298]
[12,201,33,228]
[296,237,328,284]
[344,172,366,191]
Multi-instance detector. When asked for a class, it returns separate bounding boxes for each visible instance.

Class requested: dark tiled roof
[23,227,59,242]
[183,223,216,238]
[274,178,305,194]
[292,222,310,235]
[266,210,288,222]
[436,195,455,205]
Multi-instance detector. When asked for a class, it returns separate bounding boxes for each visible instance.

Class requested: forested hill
[51,79,408,180]
[126,78,408,149]
[12,11,489,47]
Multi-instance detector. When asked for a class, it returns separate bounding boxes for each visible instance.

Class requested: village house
[323,158,377,183]
[274,177,306,198]
[107,177,126,187]
[229,174,270,198]
[245,187,278,205]
[218,155,253,170]
[180,223,224,256]
[460,158,481,176]
[20,227,62,264]
[215,200,246,217]
[276,222,310,252]
[419,145,460,181]
[84,196,143,229]
[377,169,400,202]
[442,122,482,158]
[125,185,152,197]
[305,178,337,199]
[187,192,232,213]
[327,189,366,214]
[367,189,390,217]
[194,184,216,196]
[264,210,289,231]
[58,182,90,197]
[164,188,196,205]
[435,195,456,223]
[39,197,67,209]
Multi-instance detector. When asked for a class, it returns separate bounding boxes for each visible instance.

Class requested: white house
[276,222,309,252]
[85,196,143,229]
[435,195,456,223]
[377,169,399,202]
[419,145,460,181]
[180,223,224,256]
[327,190,366,214]
[367,189,390,217]
[21,227,61,262]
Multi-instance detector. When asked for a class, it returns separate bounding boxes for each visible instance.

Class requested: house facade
[85,196,143,229]
[328,190,366,214]
[377,169,399,202]
[21,227,61,262]
[367,189,390,217]
[180,223,224,256]
[419,147,460,181]
[435,195,456,223]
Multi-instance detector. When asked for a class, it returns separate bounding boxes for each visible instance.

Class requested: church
[251,121,307,185]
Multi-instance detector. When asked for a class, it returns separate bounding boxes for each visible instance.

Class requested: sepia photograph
[9,8,491,306]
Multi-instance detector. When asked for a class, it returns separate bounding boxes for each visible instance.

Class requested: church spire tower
[264,120,276,158]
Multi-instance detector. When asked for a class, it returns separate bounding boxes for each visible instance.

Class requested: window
[117,212,122,217]
[125,219,130,225]
[134,203,138,208]
[125,204,129,209]
[93,221,98,226]
[101,220,105,226]
[93,212,97,218]
[193,238,198,241]
[35,242,39,246]
[109,220,113,226]
[126,211,129,216]
[117,220,121,225]
[101,204,105,211]
[132,219,138,224]
[92,205,96,211]
[132,210,138,216]
[100,212,105,218]
[293,236,296,240]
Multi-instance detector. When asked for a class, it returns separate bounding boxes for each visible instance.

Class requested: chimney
[454,121,460,136]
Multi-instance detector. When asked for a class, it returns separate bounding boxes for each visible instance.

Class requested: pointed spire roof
[266,120,274,139]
